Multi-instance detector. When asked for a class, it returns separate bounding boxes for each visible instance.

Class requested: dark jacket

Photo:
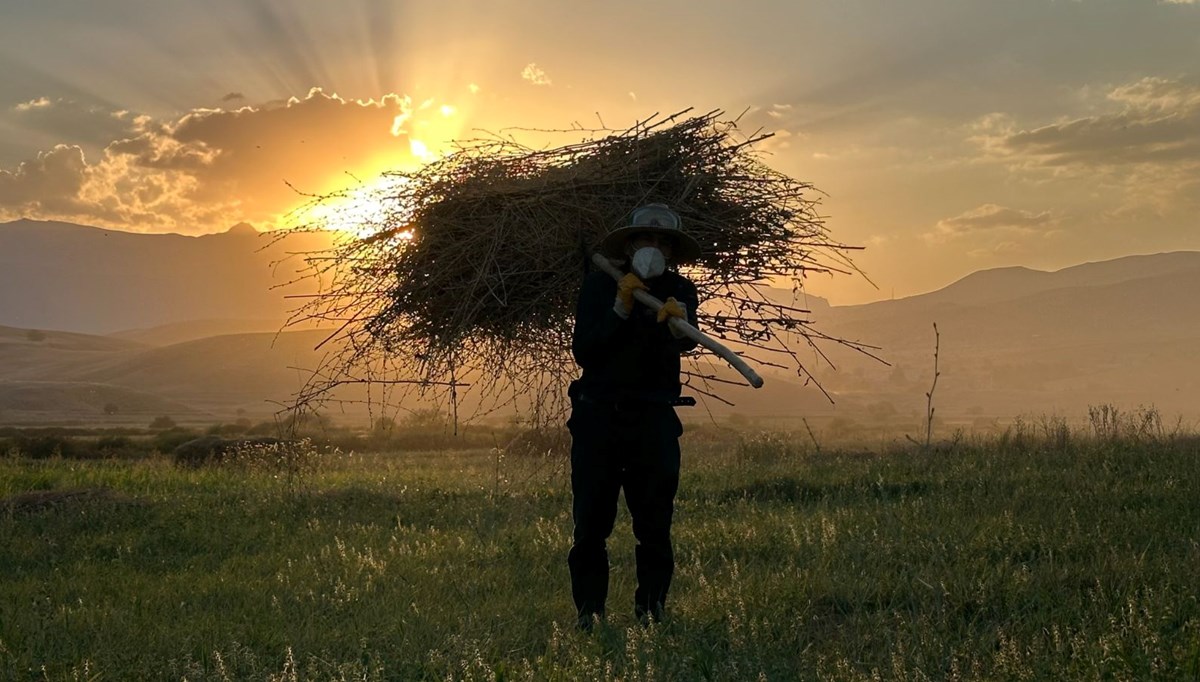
[571,269,700,402]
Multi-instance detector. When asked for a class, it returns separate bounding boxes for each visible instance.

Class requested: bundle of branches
[281,109,875,423]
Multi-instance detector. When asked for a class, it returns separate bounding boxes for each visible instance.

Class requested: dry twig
[277,109,877,424]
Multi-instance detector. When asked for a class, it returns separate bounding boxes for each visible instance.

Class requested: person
[567,203,702,630]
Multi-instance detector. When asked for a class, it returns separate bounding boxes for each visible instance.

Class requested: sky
[0,0,1197,304]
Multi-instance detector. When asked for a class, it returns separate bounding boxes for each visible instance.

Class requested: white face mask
[630,246,666,279]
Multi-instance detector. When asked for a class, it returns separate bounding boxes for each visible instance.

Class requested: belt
[576,393,696,410]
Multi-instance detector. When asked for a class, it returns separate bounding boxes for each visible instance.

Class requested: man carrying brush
[567,203,702,631]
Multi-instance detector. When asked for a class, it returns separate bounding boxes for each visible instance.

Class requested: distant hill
[0,219,334,334]
[850,251,1200,313]
[808,252,1200,419]
[78,329,332,409]
[0,324,335,421]
[2,224,1199,425]
[0,324,146,353]
[110,318,288,346]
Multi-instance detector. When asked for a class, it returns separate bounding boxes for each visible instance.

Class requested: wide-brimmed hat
[598,203,703,264]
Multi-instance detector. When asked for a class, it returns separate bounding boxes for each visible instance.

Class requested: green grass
[1,430,1198,680]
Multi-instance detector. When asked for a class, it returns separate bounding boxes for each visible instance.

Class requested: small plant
[1037,415,1072,452]
[1087,403,1165,443]
[503,426,570,458]
[370,415,398,441]
[225,438,328,498]
[906,322,940,450]
[736,431,801,464]
[96,435,134,454]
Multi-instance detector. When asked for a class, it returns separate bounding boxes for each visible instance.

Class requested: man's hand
[614,273,648,317]
[656,297,686,323]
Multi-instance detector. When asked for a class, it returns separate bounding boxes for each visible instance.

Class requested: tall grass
[1,422,1197,680]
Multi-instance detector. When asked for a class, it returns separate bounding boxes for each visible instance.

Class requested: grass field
[1,424,1198,680]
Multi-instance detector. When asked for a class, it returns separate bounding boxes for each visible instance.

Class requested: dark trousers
[567,398,682,622]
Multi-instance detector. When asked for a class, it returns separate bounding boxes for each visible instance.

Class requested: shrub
[172,436,290,468]
[206,422,251,436]
[152,428,199,454]
[13,435,75,459]
[149,415,177,430]
[247,420,282,436]
[96,435,134,453]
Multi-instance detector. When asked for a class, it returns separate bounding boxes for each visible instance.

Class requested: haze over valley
[3,219,1195,428]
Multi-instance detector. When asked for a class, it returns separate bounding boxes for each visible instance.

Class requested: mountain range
[2,218,1198,427]
[0,219,329,334]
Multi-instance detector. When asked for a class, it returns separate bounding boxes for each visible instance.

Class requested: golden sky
[1,0,1198,304]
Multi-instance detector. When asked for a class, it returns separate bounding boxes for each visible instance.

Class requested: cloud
[0,88,452,231]
[966,240,1023,259]
[766,103,793,120]
[926,204,1061,257]
[933,203,1054,237]
[968,76,1200,217]
[7,97,139,153]
[221,92,246,102]
[760,128,795,152]
[986,77,1200,168]
[0,145,88,211]
[521,63,552,86]
[13,97,52,112]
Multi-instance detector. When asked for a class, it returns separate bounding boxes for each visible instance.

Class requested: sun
[287,96,469,238]
[296,173,415,239]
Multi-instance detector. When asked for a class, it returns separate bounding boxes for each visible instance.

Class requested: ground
[1,426,1198,680]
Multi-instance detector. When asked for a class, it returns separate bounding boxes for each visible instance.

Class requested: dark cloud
[998,77,1200,168]
[220,92,245,102]
[7,97,139,155]
[0,144,87,213]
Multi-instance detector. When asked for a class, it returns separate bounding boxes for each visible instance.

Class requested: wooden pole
[590,253,765,389]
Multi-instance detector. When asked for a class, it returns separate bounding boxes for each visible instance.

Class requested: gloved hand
[613,273,648,318]
[656,296,686,323]
[657,297,690,339]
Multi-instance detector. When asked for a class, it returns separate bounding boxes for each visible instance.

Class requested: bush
[95,435,137,458]
[172,436,287,468]
[247,420,283,436]
[206,421,252,437]
[13,435,75,459]
[149,415,177,430]
[152,428,199,454]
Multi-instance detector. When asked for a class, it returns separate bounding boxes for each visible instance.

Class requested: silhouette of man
[567,203,702,630]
